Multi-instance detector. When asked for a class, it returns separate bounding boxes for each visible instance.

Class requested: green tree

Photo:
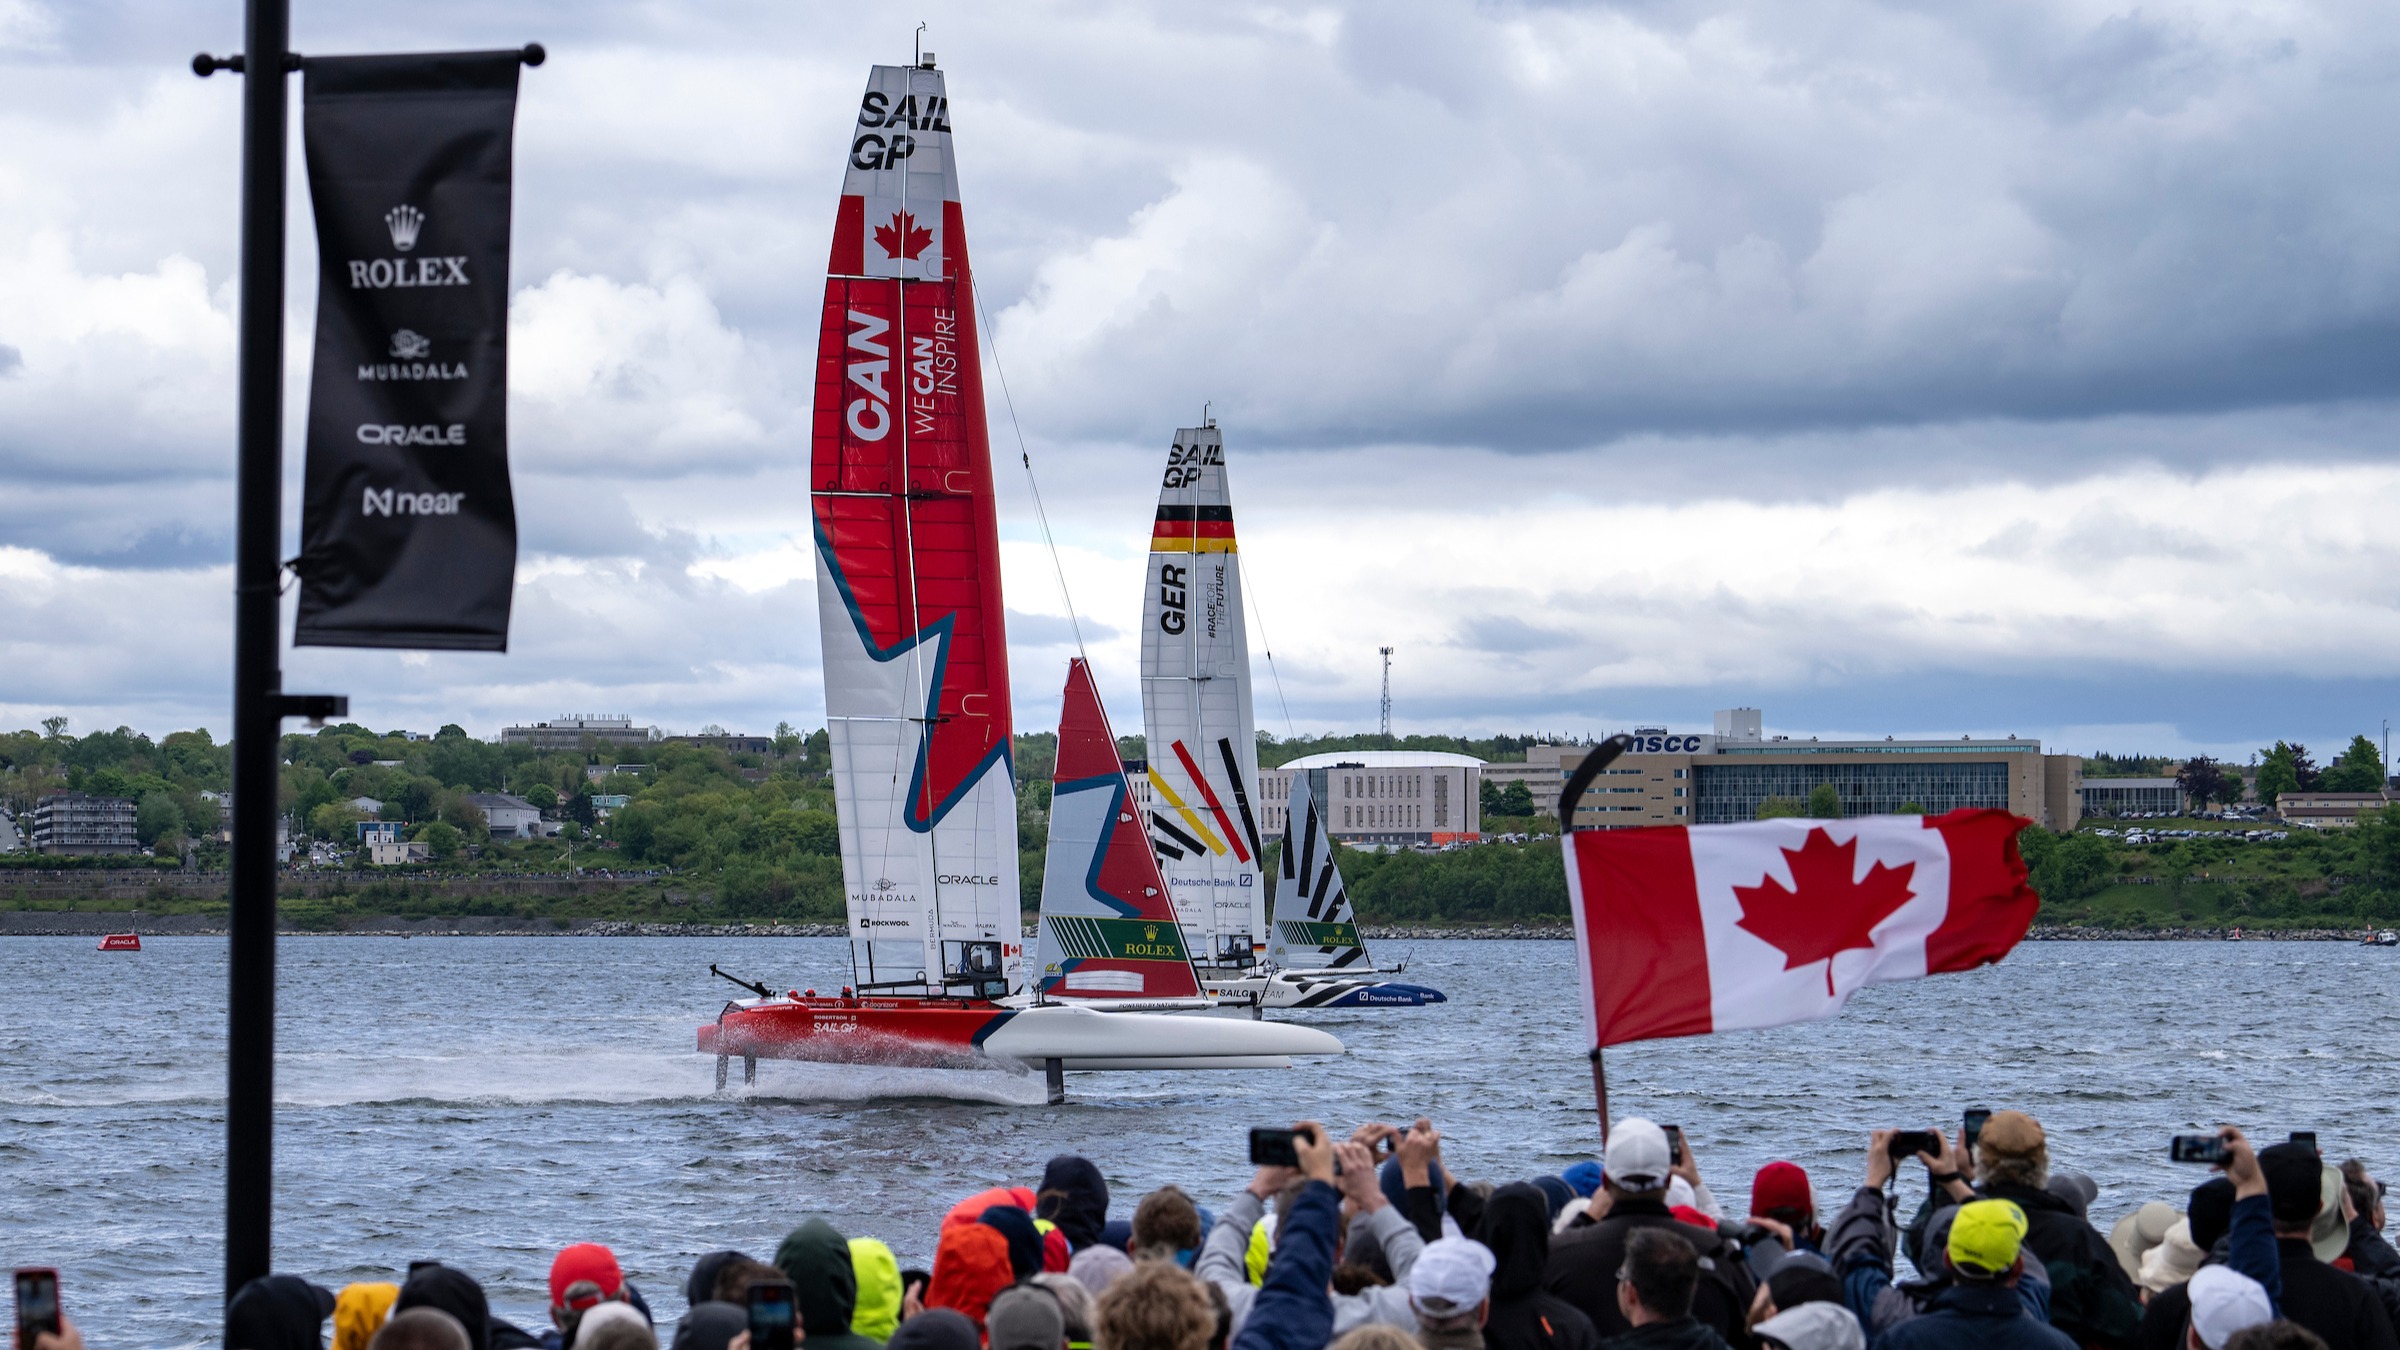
[1497,781,1536,817]
[419,820,462,860]
[1805,784,1842,819]
[521,783,559,810]
[2257,742,2316,805]
[1756,796,1805,819]
[1896,801,1926,815]
[2321,735,2386,793]
[135,790,184,847]
[308,801,363,842]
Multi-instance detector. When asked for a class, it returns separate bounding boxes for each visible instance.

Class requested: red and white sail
[1030,660,1207,1002]
[812,62,1018,993]
[1139,424,1269,971]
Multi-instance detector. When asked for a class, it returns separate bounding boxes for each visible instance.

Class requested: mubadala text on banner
[292,50,526,651]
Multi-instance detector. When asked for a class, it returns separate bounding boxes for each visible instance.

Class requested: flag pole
[1557,734,1632,1147]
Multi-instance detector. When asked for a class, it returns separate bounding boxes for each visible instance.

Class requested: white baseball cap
[1606,1118,1674,1191]
[2189,1266,2274,1350]
[1409,1237,1496,1315]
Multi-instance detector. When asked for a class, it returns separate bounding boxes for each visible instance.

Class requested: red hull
[98,933,141,951]
[700,994,1014,1069]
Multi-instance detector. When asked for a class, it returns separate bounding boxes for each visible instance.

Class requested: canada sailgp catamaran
[698,58,1339,1097]
[1138,422,1444,1011]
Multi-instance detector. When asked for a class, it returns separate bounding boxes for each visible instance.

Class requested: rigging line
[970,274,1091,673]
[1240,547,1298,740]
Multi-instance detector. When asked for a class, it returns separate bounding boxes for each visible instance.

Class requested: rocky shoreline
[1,911,2385,941]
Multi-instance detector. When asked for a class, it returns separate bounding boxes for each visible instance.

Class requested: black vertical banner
[294,52,521,650]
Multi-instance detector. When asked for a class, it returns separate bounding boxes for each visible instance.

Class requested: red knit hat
[549,1243,623,1307]
[1751,1161,1813,1217]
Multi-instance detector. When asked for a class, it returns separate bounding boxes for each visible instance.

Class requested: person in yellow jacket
[849,1236,903,1343]
[331,1282,398,1350]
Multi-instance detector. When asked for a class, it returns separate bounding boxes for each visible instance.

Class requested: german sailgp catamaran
[1254,771,1445,1008]
[1138,422,1444,1011]
[698,57,1339,1097]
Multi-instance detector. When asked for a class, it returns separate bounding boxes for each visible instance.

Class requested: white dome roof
[1274,749,1486,770]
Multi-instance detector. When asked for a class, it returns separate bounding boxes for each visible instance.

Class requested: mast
[1138,421,1268,974]
[1030,660,1205,1002]
[812,57,1017,998]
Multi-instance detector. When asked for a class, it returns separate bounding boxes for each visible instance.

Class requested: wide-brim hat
[2310,1166,2348,1263]
[2109,1202,2182,1283]
[2136,1219,2204,1293]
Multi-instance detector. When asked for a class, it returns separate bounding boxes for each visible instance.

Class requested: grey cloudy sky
[1,0,2396,762]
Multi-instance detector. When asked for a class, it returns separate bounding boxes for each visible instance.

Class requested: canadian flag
[1563,810,2038,1049]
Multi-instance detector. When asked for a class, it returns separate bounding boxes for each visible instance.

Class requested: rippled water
[4,936,2398,1348]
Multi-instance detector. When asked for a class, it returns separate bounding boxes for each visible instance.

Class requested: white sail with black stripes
[1267,770,1371,972]
[1138,422,1269,972]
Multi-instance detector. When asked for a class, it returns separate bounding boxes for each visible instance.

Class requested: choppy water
[3,937,2397,1348]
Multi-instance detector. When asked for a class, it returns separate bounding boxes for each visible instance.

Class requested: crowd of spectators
[24,1111,2400,1350]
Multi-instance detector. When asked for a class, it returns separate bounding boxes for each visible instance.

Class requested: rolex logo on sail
[385,204,425,252]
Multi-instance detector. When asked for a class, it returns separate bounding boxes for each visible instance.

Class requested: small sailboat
[699,57,1337,1099]
[1231,770,1446,1010]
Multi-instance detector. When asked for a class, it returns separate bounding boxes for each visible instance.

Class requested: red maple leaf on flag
[1733,829,1918,995]
[874,210,933,260]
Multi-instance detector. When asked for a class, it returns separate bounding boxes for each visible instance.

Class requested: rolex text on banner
[1561,810,2039,1049]
[293,51,522,650]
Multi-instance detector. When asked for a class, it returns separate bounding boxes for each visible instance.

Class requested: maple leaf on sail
[1733,829,1917,995]
[874,210,933,260]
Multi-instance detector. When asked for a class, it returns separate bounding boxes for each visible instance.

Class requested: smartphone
[14,1268,60,1350]
[2171,1134,2229,1164]
[1664,1124,1686,1166]
[2291,1131,2319,1153]
[1963,1109,1991,1155]
[1249,1126,1300,1168]
[1889,1130,1944,1159]
[747,1280,797,1350]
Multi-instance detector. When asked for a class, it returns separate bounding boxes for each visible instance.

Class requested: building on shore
[666,731,773,755]
[498,714,660,751]
[464,793,545,839]
[28,792,138,855]
[1524,709,2083,833]
[1258,751,1484,847]
[2081,777,2184,817]
[2274,791,2398,829]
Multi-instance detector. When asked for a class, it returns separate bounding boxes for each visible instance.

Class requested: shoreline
[0,912,2382,941]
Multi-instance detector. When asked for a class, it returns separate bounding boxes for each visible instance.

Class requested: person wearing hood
[851,1238,904,1343]
[929,1218,1019,1331]
[397,1267,504,1350]
[229,1274,337,1350]
[1544,1120,1754,1346]
[777,1219,882,1350]
[1878,1201,2076,1350]
[1604,1228,1733,1350]
[1200,1123,1432,1342]
[1478,1183,1599,1350]
[335,1284,402,1350]
[670,1256,753,1350]
[1040,1157,1112,1253]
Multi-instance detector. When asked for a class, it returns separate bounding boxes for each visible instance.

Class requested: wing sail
[1138,424,1267,973]
[1031,660,1207,1001]
[1268,771,1370,971]
[813,63,1018,994]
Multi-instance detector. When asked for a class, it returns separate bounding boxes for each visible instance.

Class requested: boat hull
[97,933,141,952]
[1207,973,1447,1010]
[700,995,1342,1071]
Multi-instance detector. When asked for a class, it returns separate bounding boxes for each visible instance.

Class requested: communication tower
[1379,647,1394,743]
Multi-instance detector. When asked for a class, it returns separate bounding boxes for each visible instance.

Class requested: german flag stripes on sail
[1151,503,1237,553]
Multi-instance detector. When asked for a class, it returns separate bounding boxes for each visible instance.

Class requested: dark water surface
[3,936,2396,1348]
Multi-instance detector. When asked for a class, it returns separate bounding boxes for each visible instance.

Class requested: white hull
[979,1001,1343,1061]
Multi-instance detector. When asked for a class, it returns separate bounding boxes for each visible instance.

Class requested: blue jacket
[1230,1180,1340,1350]
[1876,1280,2079,1350]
